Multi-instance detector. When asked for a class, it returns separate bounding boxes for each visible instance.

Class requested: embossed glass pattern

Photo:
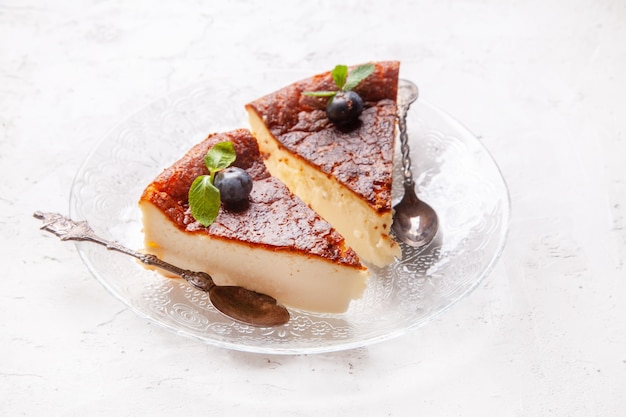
[69,73,510,354]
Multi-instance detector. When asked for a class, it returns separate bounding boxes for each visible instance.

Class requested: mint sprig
[188,141,236,227]
[302,63,375,98]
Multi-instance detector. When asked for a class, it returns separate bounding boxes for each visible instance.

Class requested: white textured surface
[2,0,625,415]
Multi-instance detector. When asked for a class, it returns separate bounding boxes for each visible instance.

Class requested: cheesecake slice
[139,129,368,314]
[245,61,401,267]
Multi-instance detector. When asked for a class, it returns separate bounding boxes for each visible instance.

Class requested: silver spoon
[33,211,290,327]
[392,80,439,248]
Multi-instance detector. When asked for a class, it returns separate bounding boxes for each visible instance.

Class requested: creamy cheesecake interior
[140,202,368,313]
[247,110,401,267]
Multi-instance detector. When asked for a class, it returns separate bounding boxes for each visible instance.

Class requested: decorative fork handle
[33,211,215,292]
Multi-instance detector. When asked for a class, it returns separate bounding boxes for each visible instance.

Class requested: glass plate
[69,71,510,354]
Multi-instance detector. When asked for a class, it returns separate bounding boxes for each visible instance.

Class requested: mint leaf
[204,141,236,180]
[331,65,348,90]
[343,63,375,91]
[188,141,238,227]
[188,175,221,227]
[302,91,337,97]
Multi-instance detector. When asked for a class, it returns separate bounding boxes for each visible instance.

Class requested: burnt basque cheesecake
[245,61,401,267]
[139,129,368,313]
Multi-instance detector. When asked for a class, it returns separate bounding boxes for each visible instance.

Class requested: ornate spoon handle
[397,79,420,188]
[33,211,215,292]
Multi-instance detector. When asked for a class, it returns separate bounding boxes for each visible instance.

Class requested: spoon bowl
[210,285,291,327]
[392,80,439,248]
[393,182,439,247]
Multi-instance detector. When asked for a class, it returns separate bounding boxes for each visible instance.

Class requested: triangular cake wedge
[245,61,401,267]
[139,129,368,313]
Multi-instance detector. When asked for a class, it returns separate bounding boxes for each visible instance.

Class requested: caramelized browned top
[140,129,363,268]
[245,61,399,212]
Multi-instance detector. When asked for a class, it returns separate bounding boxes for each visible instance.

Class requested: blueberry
[326,90,364,126]
[214,167,253,203]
